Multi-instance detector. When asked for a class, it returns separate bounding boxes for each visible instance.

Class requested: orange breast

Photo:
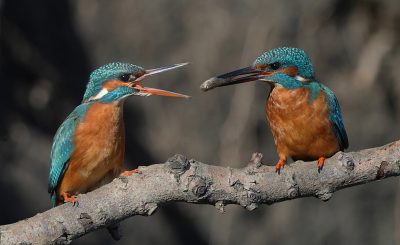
[56,102,126,202]
[266,85,340,161]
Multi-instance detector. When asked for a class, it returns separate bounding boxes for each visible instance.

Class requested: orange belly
[55,102,126,205]
[266,85,340,161]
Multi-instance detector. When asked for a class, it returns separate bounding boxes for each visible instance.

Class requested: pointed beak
[131,62,193,99]
[200,66,273,92]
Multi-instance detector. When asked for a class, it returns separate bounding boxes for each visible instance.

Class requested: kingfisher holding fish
[48,62,191,206]
[201,47,348,173]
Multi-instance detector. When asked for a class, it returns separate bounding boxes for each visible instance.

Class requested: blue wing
[320,84,349,151]
[48,103,91,206]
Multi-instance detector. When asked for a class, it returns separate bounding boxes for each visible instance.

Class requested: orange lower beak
[132,85,193,99]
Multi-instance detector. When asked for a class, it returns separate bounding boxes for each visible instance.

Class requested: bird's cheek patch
[256,64,267,70]
[134,71,145,77]
[281,66,299,77]
[102,80,126,91]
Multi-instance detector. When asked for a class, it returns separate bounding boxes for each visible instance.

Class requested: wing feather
[320,84,349,151]
[47,103,91,203]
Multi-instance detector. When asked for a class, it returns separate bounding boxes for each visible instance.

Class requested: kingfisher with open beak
[48,62,191,206]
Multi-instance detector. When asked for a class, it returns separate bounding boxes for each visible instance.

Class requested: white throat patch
[294,75,307,82]
[89,88,108,101]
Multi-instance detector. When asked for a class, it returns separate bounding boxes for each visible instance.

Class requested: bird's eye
[120,74,130,82]
[270,62,281,70]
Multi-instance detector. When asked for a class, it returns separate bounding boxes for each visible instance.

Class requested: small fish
[199,76,233,92]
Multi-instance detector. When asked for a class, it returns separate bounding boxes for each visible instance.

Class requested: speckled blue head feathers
[83,62,145,102]
[253,47,315,79]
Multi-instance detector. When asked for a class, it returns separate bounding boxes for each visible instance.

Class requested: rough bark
[1,141,399,244]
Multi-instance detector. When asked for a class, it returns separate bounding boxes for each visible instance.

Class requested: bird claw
[123,169,138,177]
[63,193,78,207]
[275,159,285,175]
[317,157,325,173]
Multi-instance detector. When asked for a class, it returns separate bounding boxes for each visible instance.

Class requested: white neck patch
[89,88,108,101]
[294,75,308,82]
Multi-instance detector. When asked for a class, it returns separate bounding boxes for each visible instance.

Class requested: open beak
[131,62,193,99]
[200,66,273,92]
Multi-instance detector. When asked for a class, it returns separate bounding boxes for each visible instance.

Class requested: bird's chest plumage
[62,102,126,194]
[265,85,339,160]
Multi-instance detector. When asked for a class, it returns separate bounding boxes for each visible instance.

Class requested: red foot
[123,169,138,177]
[275,158,285,174]
[318,157,326,173]
[62,192,78,206]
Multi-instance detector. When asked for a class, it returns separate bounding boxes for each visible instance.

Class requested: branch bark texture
[1,141,400,244]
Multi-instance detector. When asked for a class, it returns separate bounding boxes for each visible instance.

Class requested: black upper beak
[200,66,273,92]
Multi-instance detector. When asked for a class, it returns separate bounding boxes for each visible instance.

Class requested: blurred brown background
[1,0,400,244]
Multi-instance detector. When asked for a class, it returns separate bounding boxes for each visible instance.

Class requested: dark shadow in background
[0,0,91,225]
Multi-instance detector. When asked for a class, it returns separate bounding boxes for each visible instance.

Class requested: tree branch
[1,141,399,244]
